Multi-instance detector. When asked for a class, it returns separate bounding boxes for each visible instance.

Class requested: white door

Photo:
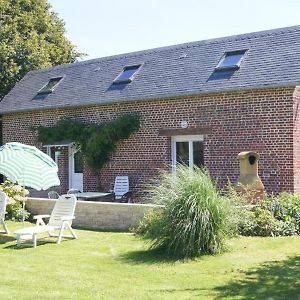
[171,135,204,171]
[69,146,83,192]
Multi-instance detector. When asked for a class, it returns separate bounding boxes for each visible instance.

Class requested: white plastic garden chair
[112,176,132,203]
[0,191,9,234]
[48,190,60,199]
[67,188,81,194]
[14,194,77,248]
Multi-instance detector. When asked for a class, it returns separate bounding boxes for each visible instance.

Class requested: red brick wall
[56,147,69,194]
[293,86,300,193]
[2,87,298,195]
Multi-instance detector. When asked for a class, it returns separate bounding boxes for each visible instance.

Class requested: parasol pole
[22,199,25,225]
[21,147,25,226]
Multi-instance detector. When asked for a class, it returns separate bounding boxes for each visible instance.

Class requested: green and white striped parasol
[0,142,60,190]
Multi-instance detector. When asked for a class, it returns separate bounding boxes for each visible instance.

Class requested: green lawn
[0,221,299,300]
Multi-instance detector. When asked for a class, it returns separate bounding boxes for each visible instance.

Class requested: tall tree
[0,0,82,99]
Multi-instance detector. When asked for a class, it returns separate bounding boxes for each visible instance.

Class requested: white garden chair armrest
[60,216,75,221]
[34,214,51,226]
[33,214,51,220]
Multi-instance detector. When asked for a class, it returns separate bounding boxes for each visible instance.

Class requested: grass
[0,221,299,299]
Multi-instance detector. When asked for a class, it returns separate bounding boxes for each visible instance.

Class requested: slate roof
[1,25,300,114]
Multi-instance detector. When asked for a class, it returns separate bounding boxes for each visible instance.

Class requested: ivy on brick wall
[35,114,140,174]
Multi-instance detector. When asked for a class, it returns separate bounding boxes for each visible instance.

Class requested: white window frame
[171,135,204,171]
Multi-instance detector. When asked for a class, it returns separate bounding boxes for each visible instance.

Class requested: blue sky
[49,0,300,60]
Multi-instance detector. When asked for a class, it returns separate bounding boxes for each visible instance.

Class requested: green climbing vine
[35,114,140,186]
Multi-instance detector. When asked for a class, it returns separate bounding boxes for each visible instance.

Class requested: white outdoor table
[73,192,114,202]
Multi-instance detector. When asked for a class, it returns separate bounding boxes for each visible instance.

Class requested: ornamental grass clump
[137,166,233,258]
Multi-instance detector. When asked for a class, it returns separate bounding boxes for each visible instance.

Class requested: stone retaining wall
[26,198,163,231]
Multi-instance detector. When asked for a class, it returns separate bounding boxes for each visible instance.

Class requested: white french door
[69,146,83,192]
[171,135,204,171]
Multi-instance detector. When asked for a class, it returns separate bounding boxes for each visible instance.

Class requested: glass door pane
[176,142,189,166]
[50,148,56,162]
[74,151,83,173]
[193,141,204,167]
[69,147,83,192]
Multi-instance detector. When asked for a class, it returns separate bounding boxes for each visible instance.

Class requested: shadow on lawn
[120,247,184,265]
[0,234,15,244]
[214,255,300,299]
[4,239,53,250]
[4,236,78,249]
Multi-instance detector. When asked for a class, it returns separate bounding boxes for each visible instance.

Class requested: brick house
[1,25,300,196]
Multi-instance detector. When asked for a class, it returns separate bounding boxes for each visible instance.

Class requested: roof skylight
[37,77,63,95]
[113,65,141,84]
[215,50,247,71]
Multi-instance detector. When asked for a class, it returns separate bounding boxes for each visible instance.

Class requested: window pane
[216,50,246,70]
[114,65,140,83]
[50,148,56,161]
[38,77,62,94]
[74,151,83,173]
[117,68,138,81]
[176,142,189,166]
[193,141,204,167]
[222,53,244,67]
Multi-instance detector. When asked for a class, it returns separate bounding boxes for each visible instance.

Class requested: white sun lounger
[0,191,9,234]
[14,194,77,248]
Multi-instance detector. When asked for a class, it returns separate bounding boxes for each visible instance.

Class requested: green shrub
[274,220,298,236]
[235,207,278,236]
[136,166,234,258]
[135,209,164,238]
[235,209,257,236]
[236,207,299,237]
[261,193,300,234]
[6,201,30,221]
[236,192,300,237]
[0,180,30,221]
[253,208,277,236]
[222,182,255,236]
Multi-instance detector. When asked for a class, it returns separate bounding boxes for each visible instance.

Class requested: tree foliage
[36,114,141,172]
[0,0,82,99]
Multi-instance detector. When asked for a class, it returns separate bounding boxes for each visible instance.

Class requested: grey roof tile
[1,25,300,113]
